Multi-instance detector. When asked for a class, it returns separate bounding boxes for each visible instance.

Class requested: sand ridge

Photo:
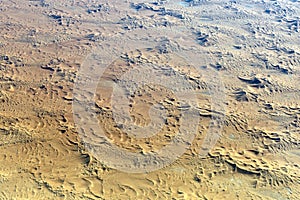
[0,0,299,199]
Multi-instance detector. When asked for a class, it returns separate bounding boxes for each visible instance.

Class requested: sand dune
[0,0,299,199]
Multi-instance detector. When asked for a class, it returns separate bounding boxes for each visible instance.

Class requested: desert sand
[0,0,299,199]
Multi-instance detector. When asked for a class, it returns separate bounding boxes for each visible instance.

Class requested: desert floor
[0,0,299,199]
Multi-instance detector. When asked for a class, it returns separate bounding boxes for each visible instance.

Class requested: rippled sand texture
[0,0,300,199]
